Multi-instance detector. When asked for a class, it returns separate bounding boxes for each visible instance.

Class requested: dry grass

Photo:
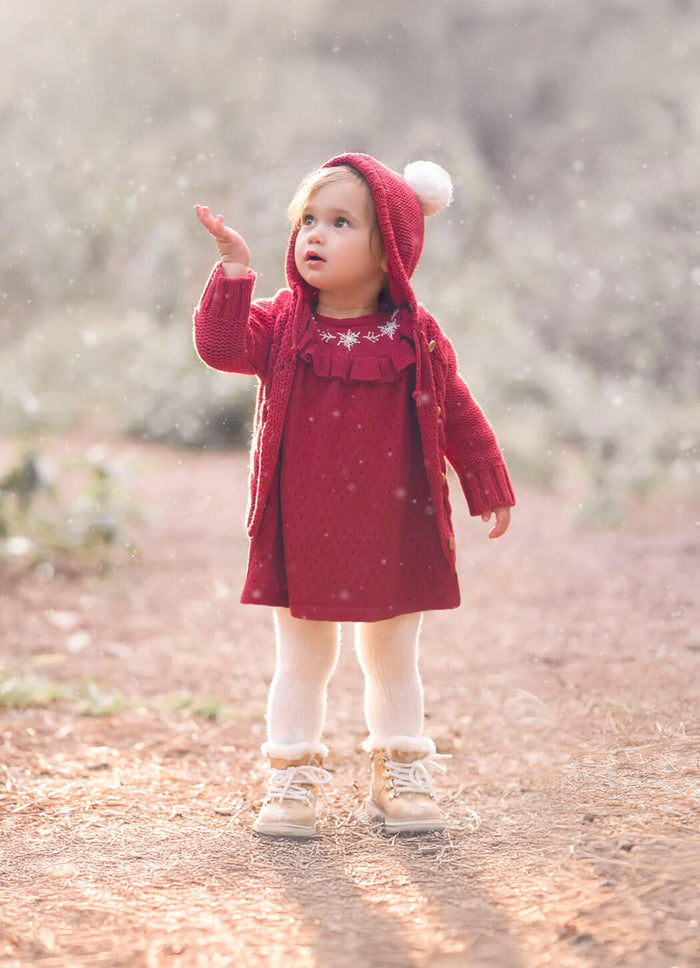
[1,436,699,967]
[1,713,698,968]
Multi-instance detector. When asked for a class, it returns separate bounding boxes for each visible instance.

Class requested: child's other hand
[194,205,250,276]
[481,506,511,539]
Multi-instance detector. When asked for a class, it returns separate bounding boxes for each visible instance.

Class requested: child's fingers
[487,507,511,539]
[194,204,213,228]
[195,205,231,240]
[194,205,249,265]
[480,507,510,538]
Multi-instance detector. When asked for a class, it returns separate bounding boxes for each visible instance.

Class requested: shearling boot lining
[361,735,437,756]
[261,740,329,761]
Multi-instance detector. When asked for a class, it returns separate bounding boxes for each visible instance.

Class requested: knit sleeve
[441,339,516,516]
[192,263,275,377]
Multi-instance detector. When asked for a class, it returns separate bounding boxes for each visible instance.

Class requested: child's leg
[355,612,448,833]
[265,607,341,753]
[254,609,339,838]
[354,611,425,745]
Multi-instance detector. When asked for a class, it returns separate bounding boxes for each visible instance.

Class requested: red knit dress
[241,308,461,622]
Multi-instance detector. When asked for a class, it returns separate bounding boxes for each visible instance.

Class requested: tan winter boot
[363,736,450,834]
[253,743,331,839]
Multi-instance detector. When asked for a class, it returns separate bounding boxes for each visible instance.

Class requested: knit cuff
[196,263,256,317]
[458,462,515,517]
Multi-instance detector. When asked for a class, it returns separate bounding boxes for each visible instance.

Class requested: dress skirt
[241,309,460,622]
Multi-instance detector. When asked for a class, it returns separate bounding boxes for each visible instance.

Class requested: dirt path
[1,436,699,968]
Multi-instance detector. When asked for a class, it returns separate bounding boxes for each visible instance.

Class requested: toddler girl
[193,153,515,837]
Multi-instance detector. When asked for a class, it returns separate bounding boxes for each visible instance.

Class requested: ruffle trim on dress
[296,323,416,384]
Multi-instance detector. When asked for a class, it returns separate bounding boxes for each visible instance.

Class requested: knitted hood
[284,153,452,313]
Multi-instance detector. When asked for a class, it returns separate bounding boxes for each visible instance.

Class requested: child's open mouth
[305,251,325,264]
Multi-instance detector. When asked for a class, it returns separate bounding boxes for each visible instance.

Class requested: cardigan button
[427,339,436,352]
[442,472,448,485]
[448,536,455,550]
[436,406,442,417]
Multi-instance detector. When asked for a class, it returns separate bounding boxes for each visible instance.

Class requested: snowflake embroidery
[378,319,400,339]
[337,330,361,351]
[311,309,399,350]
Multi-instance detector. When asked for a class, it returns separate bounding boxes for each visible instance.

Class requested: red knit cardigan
[193,264,515,571]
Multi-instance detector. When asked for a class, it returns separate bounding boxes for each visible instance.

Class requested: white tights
[265,608,425,753]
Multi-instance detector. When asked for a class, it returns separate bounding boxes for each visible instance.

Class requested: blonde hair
[287,164,377,230]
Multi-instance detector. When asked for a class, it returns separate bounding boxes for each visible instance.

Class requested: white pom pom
[403,161,453,216]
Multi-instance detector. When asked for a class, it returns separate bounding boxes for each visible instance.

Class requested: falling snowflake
[319,330,335,342]
[337,330,361,350]
[378,319,399,339]
[363,331,381,343]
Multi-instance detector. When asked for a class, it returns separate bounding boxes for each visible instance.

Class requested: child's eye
[302,214,315,226]
[335,217,350,228]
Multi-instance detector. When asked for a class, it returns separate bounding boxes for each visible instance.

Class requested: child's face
[294,175,388,306]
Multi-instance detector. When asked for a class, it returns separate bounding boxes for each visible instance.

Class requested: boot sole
[253,820,321,839]
[364,798,447,834]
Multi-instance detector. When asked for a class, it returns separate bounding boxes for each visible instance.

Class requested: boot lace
[384,753,451,799]
[265,764,332,804]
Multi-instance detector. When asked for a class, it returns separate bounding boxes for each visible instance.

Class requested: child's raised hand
[481,506,511,539]
[194,205,250,275]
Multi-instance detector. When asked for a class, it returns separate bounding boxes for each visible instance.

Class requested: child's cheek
[294,236,306,276]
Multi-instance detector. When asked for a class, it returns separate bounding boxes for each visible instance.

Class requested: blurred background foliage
[0,0,698,521]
